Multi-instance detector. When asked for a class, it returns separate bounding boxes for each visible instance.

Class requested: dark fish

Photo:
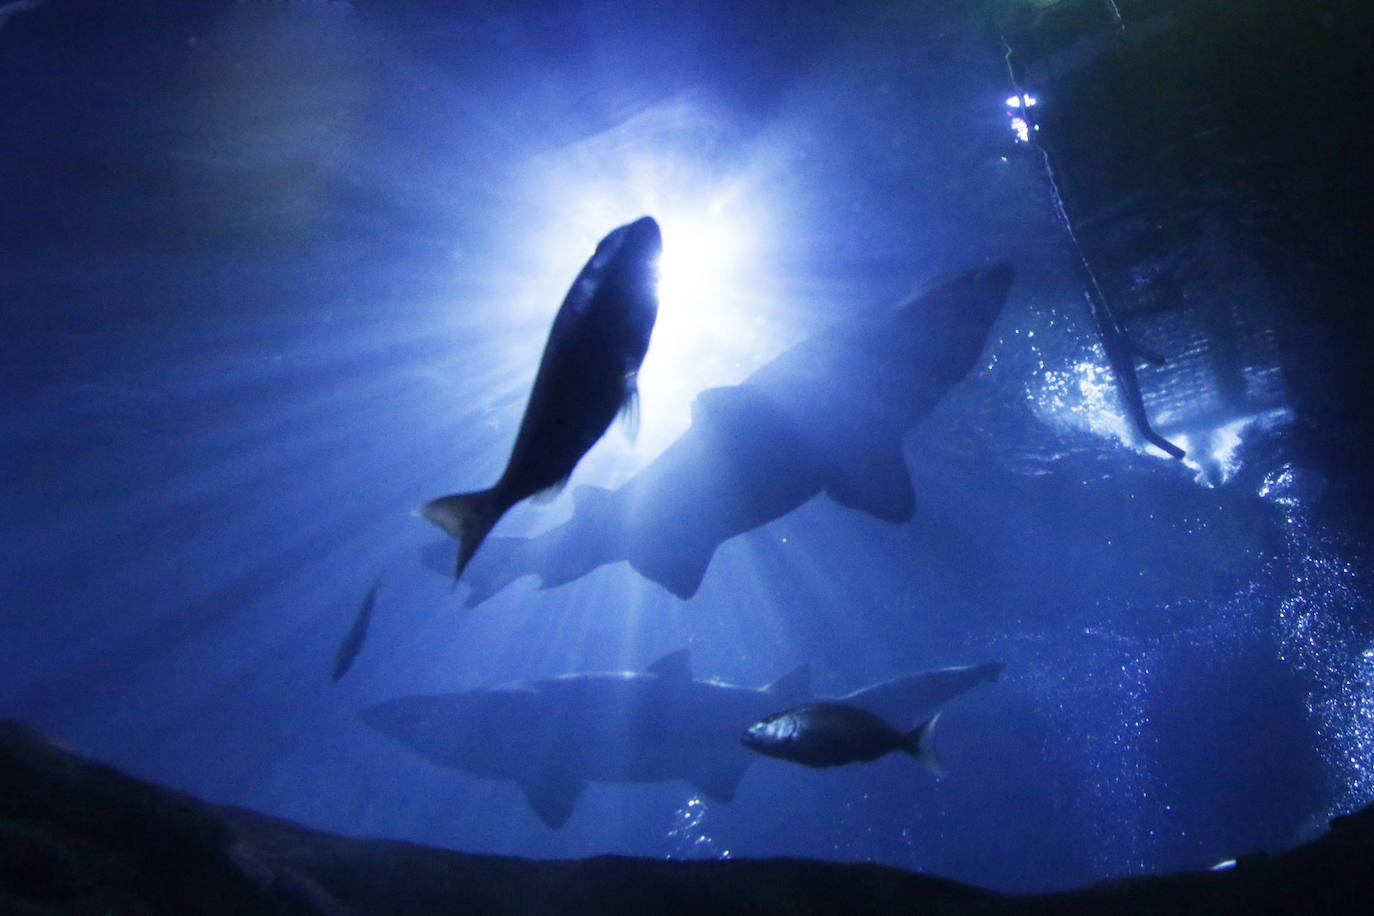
[332,575,382,682]
[423,215,661,577]
[450,263,1014,603]
[741,702,940,771]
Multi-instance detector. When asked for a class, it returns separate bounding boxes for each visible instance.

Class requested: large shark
[450,263,1014,602]
[360,650,1004,828]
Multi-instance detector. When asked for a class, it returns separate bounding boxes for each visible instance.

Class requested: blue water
[2,0,1371,896]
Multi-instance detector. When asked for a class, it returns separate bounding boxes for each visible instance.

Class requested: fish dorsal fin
[645,648,692,684]
[765,663,811,705]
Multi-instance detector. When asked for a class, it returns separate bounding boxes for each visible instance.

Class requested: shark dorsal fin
[765,663,811,704]
[645,648,692,683]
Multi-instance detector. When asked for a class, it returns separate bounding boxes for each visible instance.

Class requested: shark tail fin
[902,711,942,777]
[420,488,509,578]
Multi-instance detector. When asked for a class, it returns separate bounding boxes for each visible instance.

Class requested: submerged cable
[1000,35,1184,459]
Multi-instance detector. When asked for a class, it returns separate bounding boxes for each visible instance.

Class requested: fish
[331,575,382,682]
[360,652,995,827]
[452,263,1014,602]
[422,215,661,578]
[741,702,940,771]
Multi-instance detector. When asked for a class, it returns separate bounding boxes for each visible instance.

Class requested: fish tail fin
[902,711,943,777]
[420,488,509,578]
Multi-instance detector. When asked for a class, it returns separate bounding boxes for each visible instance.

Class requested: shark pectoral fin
[518,773,587,829]
[825,442,917,523]
[460,537,532,608]
[632,541,715,600]
[765,663,812,705]
[690,750,752,804]
[618,376,641,441]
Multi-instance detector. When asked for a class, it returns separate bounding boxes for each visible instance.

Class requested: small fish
[422,216,661,578]
[741,702,941,771]
[332,575,382,682]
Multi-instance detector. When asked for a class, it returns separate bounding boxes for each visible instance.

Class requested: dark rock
[2,719,1370,914]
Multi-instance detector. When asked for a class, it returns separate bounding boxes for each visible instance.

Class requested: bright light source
[656,211,754,322]
[1007,94,1038,143]
[503,97,780,463]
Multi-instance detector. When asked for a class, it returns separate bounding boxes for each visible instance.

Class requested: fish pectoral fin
[617,376,641,441]
[690,750,752,804]
[825,442,916,522]
[518,772,586,830]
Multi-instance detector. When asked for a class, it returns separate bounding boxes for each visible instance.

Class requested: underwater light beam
[508,107,781,461]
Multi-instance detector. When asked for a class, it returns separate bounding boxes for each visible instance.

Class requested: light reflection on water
[1262,466,1374,818]
[666,795,730,860]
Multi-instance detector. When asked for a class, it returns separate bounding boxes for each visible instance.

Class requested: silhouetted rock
[2,719,1370,914]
